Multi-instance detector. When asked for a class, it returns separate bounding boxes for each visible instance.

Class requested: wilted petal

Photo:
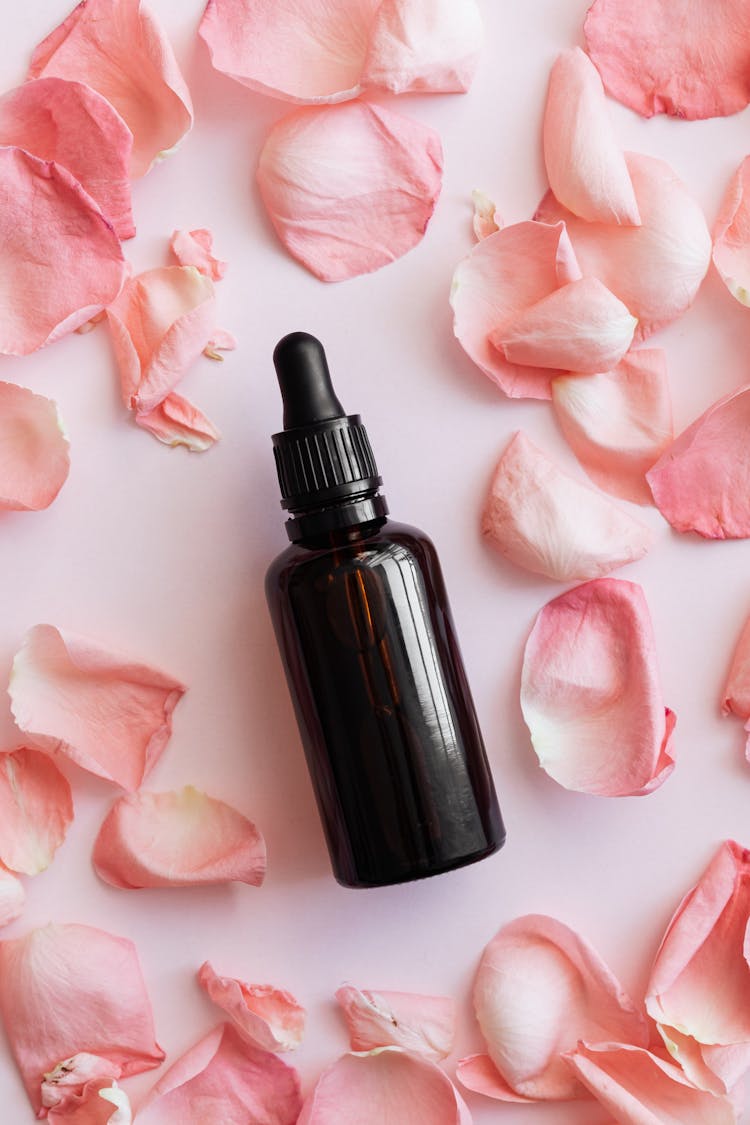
[521,578,675,796]
[9,624,185,792]
[0,382,70,511]
[135,393,220,452]
[472,915,648,1101]
[362,0,483,94]
[257,100,443,282]
[451,220,582,399]
[0,747,73,876]
[472,190,500,240]
[170,229,226,281]
[456,1054,535,1102]
[723,615,750,757]
[335,986,455,1060]
[0,923,163,1112]
[482,432,652,582]
[42,1055,122,1111]
[198,963,304,1051]
[536,153,711,339]
[552,349,673,504]
[713,157,750,305]
[29,0,193,176]
[48,1080,132,1125]
[0,866,24,928]
[544,48,639,225]
[137,1023,301,1125]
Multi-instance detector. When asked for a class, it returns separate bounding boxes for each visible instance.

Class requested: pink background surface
[1,1,750,1121]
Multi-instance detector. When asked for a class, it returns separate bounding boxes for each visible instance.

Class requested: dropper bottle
[265,332,505,888]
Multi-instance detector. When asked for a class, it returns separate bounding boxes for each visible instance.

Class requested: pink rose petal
[170,229,227,281]
[42,1055,122,1112]
[135,393,220,453]
[584,0,750,120]
[0,382,70,511]
[472,190,501,240]
[298,1047,471,1125]
[482,432,652,583]
[714,157,750,305]
[544,48,640,225]
[0,866,25,928]
[362,0,483,94]
[198,962,304,1051]
[552,349,674,505]
[521,578,675,797]
[205,327,237,354]
[456,1054,535,1102]
[9,624,185,792]
[93,787,266,889]
[257,100,443,282]
[29,0,193,177]
[335,985,455,1060]
[48,1080,132,1125]
[646,385,750,538]
[0,747,73,876]
[723,615,750,757]
[137,1023,301,1125]
[0,923,164,1113]
[470,915,648,1102]
[535,153,711,339]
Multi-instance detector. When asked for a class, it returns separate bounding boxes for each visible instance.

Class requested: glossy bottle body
[266,515,505,888]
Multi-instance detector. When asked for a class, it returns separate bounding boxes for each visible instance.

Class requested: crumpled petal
[298,1047,471,1124]
[0,382,70,511]
[467,915,648,1102]
[714,157,750,305]
[48,1080,132,1125]
[0,747,73,876]
[93,787,266,889]
[451,220,582,399]
[521,578,675,796]
[646,385,750,538]
[29,0,193,177]
[198,963,304,1051]
[543,48,640,225]
[335,986,455,1060]
[0,866,24,928]
[42,1055,122,1111]
[362,0,483,94]
[257,100,443,282]
[9,624,185,792]
[137,1023,301,1125]
[552,349,673,505]
[0,923,164,1113]
[584,0,750,120]
[170,229,226,281]
[472,191,501,240]
[491,277,637,373]
[536,153,711,339]
[135,393,220,453]
[482,431,653,582]
[723,616,750,757]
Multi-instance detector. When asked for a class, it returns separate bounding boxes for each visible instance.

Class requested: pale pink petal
[0,382,70,511]
[723,615,750,757]
[656,1024,747,1097]
[205,328,237,354]
[472,191,501,240]
[257,100,443,282]
[521,579,675,796]
[552,349,673,505]
[298,1047,471,1125]
[335,986,455,1060]
[451,220,582,399]
[0,148,125,355]
[9,624,185,792]
[536,153,711,339]
[29,0,193,177]
[362,0,483,94]
[456,1054,535,1102]
[566,1043,736,1124]
[713,157,750,306]
[48,1080,132,1125]
[544,48,639,225]
[198,963,304,1051]
[137,1023,301,1125]
[170,229,226,281]
[42,1055,122,1111]
[0,747,73,876]
[0,866,24,928]
[646,385,750,538]
[135,393,220,452]
[0,923,164,1112]
[472,915,648,1102]
[482,432,652,583]
[584,0,750,120]
[199,0,380,104]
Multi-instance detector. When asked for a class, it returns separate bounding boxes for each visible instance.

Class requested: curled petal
[0,383,70,511]
[472,915,648,1101]
[0,923,164,1112]
[135,393,220,453]
[0,866,24,928]
[9,624,185,792]
[362,0,483,94]
[456,1054,534,1102]
[29,0,193,177]
[198,963,304,1051]
[713,157,750,306]
[472,191,501,240]
[0,747,73,876]
[536,153,711,339]
[170,229,226,281]
[93,787,266,889]
[723,615,750,757]
[48,1079,132,1125]
[335,985,455,1060]
[43,1055,122,1111]
[137,1023,301,1125]
[482,432,652,582]
[544,48,639,225]
[257,101,443,282]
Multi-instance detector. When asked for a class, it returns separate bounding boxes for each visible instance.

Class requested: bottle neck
[285,490,389,543]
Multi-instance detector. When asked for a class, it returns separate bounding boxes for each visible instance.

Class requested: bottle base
[334,832,507,890]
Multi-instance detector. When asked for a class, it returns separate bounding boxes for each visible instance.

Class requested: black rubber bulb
[273,332,345,430]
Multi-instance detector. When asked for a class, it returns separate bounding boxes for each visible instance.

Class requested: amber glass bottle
[265,333,505,888]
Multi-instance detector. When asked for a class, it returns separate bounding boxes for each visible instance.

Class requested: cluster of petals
[0,382,70,511]
[335,985,455,1060]
[0,747,73,876]
[199,963,305,1051]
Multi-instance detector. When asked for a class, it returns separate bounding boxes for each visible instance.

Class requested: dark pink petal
[198,962,304,1051]
[42,1055,121,1113]
[472,190,501,240]
[170,229,226,281]
[137,1023,301,1125]
[713,157,750,306]
[0,923,164,1113]
[456,1054,535,1102]
[9,624,185,792]
[0,866,24,928]
[362,0,483,94]
[0,382,70,511]
[257,100,442,282]
[48,1080,132,1124]
[723,615,750,757]
[0,747,73,876]
[135,393,220,453]
[29,0,193,177]
[335,985,455,1060]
